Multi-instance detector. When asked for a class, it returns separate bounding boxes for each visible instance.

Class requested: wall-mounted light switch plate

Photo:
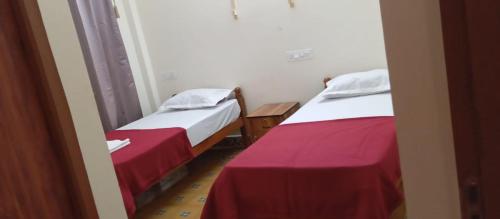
[161,72,177,81]
[287,48,313,62]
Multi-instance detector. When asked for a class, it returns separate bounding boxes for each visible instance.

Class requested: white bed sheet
[119,99,241,146]
[283,89,394,124]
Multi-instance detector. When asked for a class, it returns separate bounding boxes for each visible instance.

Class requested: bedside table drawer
[246,102,301,143]
[260,117,278,129]
[248,117,281,139]
[249,117,280,130]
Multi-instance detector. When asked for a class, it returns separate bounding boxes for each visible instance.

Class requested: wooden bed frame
[323,77,332,89]
[135,87,248,208]
[191,87,248,156]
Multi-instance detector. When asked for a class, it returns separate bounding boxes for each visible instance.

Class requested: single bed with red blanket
[202,88,403,219]
[105,88,247,218]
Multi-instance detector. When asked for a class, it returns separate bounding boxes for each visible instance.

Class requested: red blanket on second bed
[106,128,194,218]
[202,117,402,219]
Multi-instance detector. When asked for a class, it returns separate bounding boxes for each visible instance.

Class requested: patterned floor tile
[135,148,241,219]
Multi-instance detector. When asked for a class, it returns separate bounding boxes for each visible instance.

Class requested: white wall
[38,0,128,218]
[115,0,162,115]
[380,0,462,218]
[128,0,387,111]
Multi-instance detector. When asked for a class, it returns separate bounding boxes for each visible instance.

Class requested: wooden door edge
[11,0,100,218]
[438,0,483,218]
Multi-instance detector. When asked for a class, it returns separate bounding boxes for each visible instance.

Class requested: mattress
[284,89,394,124]
[202,118,401,219]
[119,99,241,146]
[202,90,402,219]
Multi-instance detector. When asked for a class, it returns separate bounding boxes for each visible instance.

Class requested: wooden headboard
[234,87,247,117]
[323,77,332,89]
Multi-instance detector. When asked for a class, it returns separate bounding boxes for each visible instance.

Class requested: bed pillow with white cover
[159,88,234,111]
[323,69,391,99]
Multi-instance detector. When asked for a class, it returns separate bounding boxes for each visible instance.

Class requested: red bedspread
[202,117,402,219]
[106,128,194,218]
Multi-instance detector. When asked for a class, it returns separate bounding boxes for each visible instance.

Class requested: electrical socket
[287,48,314,62]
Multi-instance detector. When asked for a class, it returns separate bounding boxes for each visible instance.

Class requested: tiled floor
[135,148,241,219]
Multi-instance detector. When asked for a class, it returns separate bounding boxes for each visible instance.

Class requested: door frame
[439,0,481,218]
[440,0,500,218]
[11,0,99,218]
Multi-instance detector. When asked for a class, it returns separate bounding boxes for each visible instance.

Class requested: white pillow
[159,88,234,111]
[324,69,390,99]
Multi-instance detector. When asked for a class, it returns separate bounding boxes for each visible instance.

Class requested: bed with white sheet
[284,90,394,124]
[106,88,247,218]
[202,70,404,219]
[119,98,241,146]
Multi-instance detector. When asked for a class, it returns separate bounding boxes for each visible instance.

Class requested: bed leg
[240,122,250,147]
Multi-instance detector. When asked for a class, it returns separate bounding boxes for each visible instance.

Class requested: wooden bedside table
[246,102,300,143]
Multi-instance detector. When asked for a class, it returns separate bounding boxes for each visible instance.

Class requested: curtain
[69,0,142,131]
